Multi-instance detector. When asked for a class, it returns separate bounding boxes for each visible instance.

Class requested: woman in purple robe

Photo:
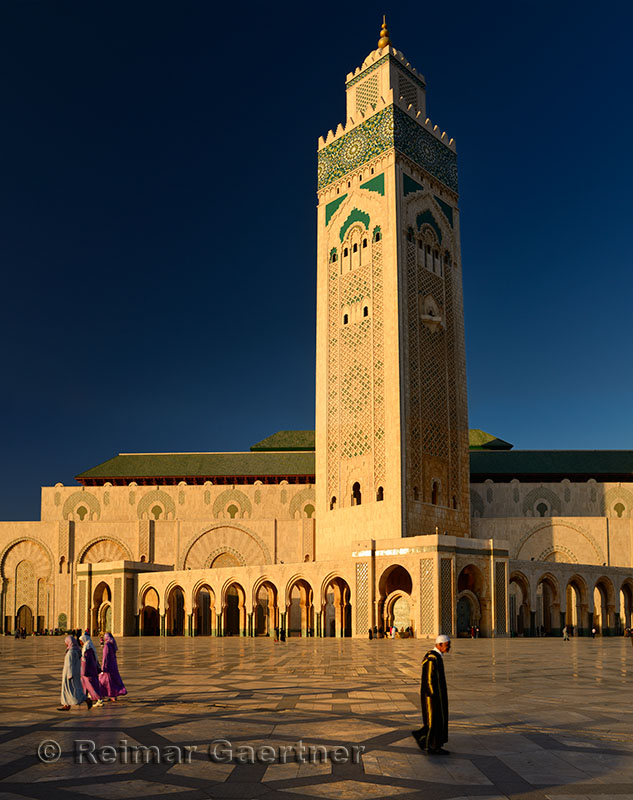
[80,633,104,707]
[99,632,127,700]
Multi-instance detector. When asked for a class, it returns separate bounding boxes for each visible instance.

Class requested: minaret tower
[315,21,470,557]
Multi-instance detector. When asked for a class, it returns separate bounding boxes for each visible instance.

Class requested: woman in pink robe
[80,633,104,707]
[99,632,127,700]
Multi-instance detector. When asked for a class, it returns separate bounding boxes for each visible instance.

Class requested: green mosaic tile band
[345,54,426,92]
[318,105,458,192]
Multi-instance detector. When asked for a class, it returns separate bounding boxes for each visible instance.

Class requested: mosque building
[2,22,633,639]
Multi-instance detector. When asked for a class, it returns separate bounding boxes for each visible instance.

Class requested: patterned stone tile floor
[1,637,633,800]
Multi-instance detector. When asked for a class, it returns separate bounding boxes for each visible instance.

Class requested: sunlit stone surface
[2,636,633,799]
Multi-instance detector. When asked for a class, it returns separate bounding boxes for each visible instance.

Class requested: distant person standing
[562,625,570,641]
[591,627,596,639]
[412,634,451,755]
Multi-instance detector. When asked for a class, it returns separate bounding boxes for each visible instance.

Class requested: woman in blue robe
[58,636,87,710]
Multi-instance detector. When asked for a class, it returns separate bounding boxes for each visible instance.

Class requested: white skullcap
[435,634,451,644]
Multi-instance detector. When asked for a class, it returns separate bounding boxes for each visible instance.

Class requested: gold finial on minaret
[377,15,391,49]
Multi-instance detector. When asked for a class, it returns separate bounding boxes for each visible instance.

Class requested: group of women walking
[59,631,127,711]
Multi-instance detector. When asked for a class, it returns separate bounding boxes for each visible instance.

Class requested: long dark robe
[413,649,448,751]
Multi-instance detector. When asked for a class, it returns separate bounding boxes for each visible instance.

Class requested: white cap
[435,634,451,644]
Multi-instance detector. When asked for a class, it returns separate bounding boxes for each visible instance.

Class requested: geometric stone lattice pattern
[495,561,507,634]
[326,238,385,500]
[355,75,378,115]
[15,560,34,610]
[440,558,453,635]
[419,558,434,634]
[114,577,122,636]
[355,562,369,635]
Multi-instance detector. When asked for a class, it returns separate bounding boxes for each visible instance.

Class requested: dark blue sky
[2,1,632,520]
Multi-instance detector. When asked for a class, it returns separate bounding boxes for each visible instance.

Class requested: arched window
[304,504,315,519]
[343,247,348,257]
[330,496,337,510]
[76,506,88,521]
[352,482,362,506]
[431,482,439,505]
[413,486,419,501]
[615,502,625,518]
[59,556,65,574]
[536,502,548,517]
[374,231,381,242]
[363,306,368,317]
[452,495,457,510]
[227,504,239,519]
[376,486,384,501]
[407,230,413,242]
[353,243,358,253]
[362,238,367,248]
[151,505,163,520]
[343,314,349,325]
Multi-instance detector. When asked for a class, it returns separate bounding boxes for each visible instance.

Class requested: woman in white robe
[58,635,87,710]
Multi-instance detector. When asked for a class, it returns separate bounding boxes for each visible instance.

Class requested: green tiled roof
[250,431,316,452]
[470,450,633,480]
[468,429,513,450]
[76,451,316,480]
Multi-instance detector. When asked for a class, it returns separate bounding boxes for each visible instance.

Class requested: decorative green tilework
[394,107,458,191]
[372,225,382,241]
[325,193,347,225]
[434,195,454,227]
[403,174,424,196]
[318,107,394,190]
[416,209,442,243]
[359,173,384,195]
[339,208,370,242]
[318,105,458,192]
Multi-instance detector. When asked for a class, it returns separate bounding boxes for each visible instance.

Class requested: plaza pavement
[1,636,633,800]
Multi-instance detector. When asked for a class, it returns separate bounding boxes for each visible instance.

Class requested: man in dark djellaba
[412,634,451,755]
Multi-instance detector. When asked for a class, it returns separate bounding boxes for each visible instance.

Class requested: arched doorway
[16,605,33,634]
[536,574,560,635]
[621,580,633,632]
[322,576,351,637]
[254,581,277,636]
[457,564,488,636]
[99,602,112,633]
[456,591,480,636]
[287,578,313,637]
[223,583,245,636]
[194,585,215,636]
[92,582,112,635]
[566,576,588,635]
[594,577,615,635]
[166,586,185,636]
[141,587,160,636]
[378,565,413,633]
[509,572,531,636]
